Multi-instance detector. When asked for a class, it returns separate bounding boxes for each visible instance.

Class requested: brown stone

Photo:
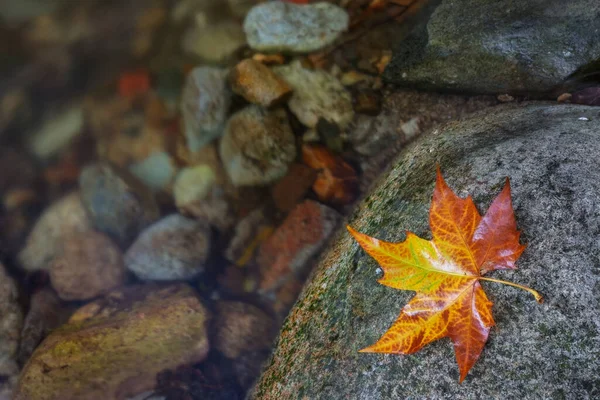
[257,200,340,291]
[230,59,292,107]
[14,284,210,400]
[271,163,318,212]
[213,301,275,359]
[50,231,126,300]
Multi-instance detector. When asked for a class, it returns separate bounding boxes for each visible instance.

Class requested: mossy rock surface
[384,0,600,95]
[15,284,210,400]
[254,103,600,399]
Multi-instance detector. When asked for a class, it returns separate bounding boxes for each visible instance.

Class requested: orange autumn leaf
[348,167,542,382]
[302,144,358,206]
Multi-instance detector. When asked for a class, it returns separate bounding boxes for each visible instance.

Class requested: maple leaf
[348,167,542,382]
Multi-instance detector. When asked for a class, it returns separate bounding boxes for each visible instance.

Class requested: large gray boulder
[384,0,600,95]
[254,103,600,399]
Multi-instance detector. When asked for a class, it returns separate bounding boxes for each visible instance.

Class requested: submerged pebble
[125,214,212,281]
[244,2,349,53]
[79,162,160,247]
[19,192,92,271]
[220,106,296,186]
[181,67,231,152]
[50,231,126,300]
[229,59,292,107]
[274,61,353,129]
[14,284,210,400]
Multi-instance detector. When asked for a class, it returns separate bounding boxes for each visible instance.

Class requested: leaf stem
[478,277,544,303]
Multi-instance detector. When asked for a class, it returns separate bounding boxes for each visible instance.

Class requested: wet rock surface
[255,103,600,399]
[15,284,210,400]
[50,231,126,300]
[244,2,349,53]
[79,162,160,247]
[0,263,23,399]
[125,214,211,281]
[385,0,600,95]
[348,88,497,191]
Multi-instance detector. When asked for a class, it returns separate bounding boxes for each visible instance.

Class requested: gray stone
[254,103,600,398]
[220,105,296,186]
[181,67,231,152]
[0,263,22,399]
[274,61,353,129]
[125,214,211,281]
[19,192,93,271]
[79,162,160,247]
[244,2,349,53]
[385,0,600,95]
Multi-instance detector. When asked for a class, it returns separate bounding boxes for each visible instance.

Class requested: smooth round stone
[18,192,92,271]
[244,2,349,53]
[220,105,296,186]
[125,214,211,281]
[79,162,160,247]
[50,231,126,300]
[274,61,353,129]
